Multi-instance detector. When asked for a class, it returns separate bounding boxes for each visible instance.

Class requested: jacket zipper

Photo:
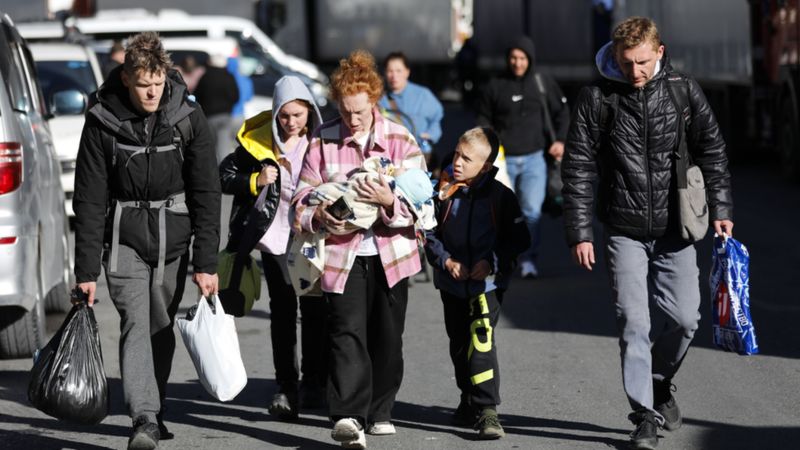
[641,88,653,235]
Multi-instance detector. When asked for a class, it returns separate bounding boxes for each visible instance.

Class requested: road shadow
[392,401,630,447]
[500,165,800,359]
[685,417,800,450]
[0,429,114,450]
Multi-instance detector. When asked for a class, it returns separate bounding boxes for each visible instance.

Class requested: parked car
[66,9,329,85]
[0,12,72,359]
[29,42,104,218]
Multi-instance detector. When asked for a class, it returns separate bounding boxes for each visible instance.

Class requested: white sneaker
[332,418,366,449]
[520,260,539,279]
[366,421,396,435]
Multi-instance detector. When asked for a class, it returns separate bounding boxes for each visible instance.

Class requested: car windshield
[35,60,97,112]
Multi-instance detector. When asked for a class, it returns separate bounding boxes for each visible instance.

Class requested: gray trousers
[104,244,189,423]
[605,232,701,422]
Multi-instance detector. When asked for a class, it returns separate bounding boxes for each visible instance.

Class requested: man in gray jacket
[561,17,733,450]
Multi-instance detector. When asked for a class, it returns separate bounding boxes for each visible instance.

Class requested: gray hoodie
[271,75,323,154]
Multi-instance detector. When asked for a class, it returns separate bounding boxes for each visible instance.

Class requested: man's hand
[75,281,97,307]
[445,258,469,281]
[314,201,349,234]
[257,165,279,187]
[713,219,734,238]
[548,141,565,161]
[571,242,595,271]
[193,272,219,297]
[355,175,395,208]
[470,260,492,281]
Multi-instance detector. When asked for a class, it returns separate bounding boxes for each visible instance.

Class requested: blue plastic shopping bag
[709,235,758,355]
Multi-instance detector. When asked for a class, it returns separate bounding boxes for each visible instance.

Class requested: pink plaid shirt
[292,108,426,294]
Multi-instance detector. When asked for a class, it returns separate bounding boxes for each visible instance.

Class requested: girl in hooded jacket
[219,75,327,419]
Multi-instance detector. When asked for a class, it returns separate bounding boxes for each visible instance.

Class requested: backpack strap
[173,114,194,160]
[665,74,693,188]
[592,81,619,150]
[534,72,557,144]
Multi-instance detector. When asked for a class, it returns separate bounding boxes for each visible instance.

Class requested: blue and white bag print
[709,234,758,355]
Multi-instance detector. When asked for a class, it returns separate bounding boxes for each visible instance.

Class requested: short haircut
[331,50,384,103]
[458,127,500,164]
[383,51,409,70]
[123,32,172,76]
[612,17,661,52]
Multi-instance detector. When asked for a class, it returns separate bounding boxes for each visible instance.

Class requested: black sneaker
[628,410,658,450]
[128,416,160,450]
[268,391,299,420]
[452,398,478,427]
[654,382,682,431]
[475,408,505,440]
[156,410,174,440]
[300,383,326,409]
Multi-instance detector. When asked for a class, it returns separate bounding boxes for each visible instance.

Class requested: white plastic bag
[177,295,247,401]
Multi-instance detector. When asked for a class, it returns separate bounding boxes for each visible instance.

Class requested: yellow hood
[236,111,277,162]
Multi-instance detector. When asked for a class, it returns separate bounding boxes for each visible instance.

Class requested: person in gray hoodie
[219,76,326,419]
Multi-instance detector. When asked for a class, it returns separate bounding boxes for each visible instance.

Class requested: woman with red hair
[293,50,426,449]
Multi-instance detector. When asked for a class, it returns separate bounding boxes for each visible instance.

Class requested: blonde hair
[330,50,384,103]
[612,17,661,52]
[123,32,172,75]
[458,127,500,164]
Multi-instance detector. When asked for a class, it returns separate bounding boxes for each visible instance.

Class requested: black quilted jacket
[562,47,733,246]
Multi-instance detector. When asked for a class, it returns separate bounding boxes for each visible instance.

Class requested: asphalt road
[1,106,799,449]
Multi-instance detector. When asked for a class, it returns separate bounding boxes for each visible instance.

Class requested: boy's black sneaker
[628,410,658,450]
[452,399,478,427]
[475,408,505,440]
[654,382,682,431]
[268,391,299,420]
[128,416,160,450]
[156,410,174,440]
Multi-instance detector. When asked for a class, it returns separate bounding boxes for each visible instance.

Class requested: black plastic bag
[28,301,109,424]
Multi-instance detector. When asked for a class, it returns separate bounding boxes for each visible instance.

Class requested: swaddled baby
[308,156,436,234]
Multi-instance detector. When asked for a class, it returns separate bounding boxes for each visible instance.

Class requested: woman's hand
[257,165,279,187]
[315,201,349,233]
[355,175,394,208]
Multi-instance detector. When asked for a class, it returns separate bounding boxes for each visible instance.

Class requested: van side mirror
[51,90,87,116]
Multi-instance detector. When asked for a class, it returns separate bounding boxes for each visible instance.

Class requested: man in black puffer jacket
[562,17,733,450]
[73,32,220,450]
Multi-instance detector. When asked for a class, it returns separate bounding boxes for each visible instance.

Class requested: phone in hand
[326,196,354,221]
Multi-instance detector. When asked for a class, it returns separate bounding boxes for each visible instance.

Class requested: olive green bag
[217,249,261,317]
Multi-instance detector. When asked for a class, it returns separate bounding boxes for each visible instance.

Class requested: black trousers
[262,252,328,390]
[441,289,503,408]
[326,256,409,425]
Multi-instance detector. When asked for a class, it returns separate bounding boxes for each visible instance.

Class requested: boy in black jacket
[425,127,530,440]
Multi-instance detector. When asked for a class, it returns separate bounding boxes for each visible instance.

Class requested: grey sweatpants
[104,244,189,423]
[605,232,701,422]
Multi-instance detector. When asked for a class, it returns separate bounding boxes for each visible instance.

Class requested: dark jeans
[325,256,409,425]
[441,289,503,408]
[262,252,328,391]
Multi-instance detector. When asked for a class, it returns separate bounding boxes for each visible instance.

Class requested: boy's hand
[445,258,469,281]
[470,260,492,280]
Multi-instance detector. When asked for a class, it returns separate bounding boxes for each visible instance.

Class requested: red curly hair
[331,50,384,103]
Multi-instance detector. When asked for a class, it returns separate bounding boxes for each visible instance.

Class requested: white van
[66,9,328,85]
[29,42,104,218]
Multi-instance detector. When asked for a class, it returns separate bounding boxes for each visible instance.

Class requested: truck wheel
[45,282,71,313]
[0,299,46,359]
[46,222,74,313]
